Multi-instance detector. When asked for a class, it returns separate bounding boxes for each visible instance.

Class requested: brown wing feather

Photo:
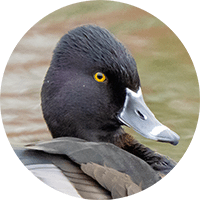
[81,162,142,199]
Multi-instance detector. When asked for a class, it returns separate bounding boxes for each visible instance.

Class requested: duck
[14,25,180,199]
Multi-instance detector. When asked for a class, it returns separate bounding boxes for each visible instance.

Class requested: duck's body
[14,25,179,198]
[16,137,175,198]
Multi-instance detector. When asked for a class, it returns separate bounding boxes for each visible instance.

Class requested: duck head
[41,25,180,145]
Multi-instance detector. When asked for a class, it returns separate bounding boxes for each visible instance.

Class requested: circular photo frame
[1,1,199,200]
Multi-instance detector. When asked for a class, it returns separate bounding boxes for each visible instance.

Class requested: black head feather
[41,25,140,141]
[51,25,140,89]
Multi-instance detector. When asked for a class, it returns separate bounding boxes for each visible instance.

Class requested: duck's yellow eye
[94,72,106,82]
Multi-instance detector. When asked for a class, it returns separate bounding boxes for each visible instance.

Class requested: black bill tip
[156,129,180,145]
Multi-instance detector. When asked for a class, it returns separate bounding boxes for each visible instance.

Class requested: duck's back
[15,147,112,199]
[13,137,162,199]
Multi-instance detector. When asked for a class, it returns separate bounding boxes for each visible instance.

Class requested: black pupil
[97,73,103,79]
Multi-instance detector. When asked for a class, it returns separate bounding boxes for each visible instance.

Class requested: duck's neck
[96,128,155,163]
[113,132,154,163]
[113,132,176,175]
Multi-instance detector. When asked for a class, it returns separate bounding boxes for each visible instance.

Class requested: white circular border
[0,1,199,200]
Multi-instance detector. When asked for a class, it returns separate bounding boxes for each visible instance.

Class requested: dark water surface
[1,1,199,162]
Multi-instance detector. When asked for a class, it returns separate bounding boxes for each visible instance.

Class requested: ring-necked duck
[15,25,180,199]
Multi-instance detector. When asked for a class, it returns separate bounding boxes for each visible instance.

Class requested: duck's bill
[118,88,180,145]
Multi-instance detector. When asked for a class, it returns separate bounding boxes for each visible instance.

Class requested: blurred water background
[1,1,199,162]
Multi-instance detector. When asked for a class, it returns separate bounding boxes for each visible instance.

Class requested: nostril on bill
[136,110,147,120]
